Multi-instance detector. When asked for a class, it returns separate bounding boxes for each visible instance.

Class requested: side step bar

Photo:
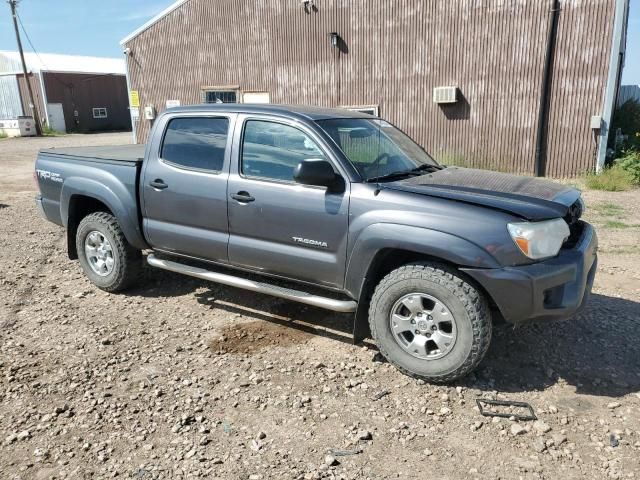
[146,254,358,313]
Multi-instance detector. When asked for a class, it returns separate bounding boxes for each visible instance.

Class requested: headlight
[507,218,570,260]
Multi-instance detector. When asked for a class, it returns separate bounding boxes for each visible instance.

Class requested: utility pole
[8,0,42,135]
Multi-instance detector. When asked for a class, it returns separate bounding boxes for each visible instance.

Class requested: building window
[92,107,108,119]
[241,120,326,182]
[341,105,379,117]
[161,117,229,172]
[202,89,238,104]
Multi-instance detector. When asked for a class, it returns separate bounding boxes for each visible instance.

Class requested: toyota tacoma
[34,104,597,382]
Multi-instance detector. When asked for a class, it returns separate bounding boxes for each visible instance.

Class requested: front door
[47,103,66,132]
[141,114,235,263]
[227,116,350,288]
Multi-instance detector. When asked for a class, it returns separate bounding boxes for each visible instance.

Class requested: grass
[604,220,640,229]
[42,126,66,137]
[592,202,625,218]
[604,220,634,229]
[0,131,7,139]
[583,166,634,191]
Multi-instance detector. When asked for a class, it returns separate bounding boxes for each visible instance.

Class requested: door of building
[47,103,66,132]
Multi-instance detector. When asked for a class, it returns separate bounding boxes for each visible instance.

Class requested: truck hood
[388,167,581,221]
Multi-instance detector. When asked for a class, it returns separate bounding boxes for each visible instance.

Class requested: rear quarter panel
[35,152,147,249]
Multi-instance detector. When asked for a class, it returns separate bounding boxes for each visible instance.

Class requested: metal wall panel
[124,0,617,176]
[42,72,132,133]
[0,75,23,119]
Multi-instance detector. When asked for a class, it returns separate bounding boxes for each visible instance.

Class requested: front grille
[562,200,584,249]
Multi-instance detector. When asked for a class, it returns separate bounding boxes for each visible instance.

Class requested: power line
[15,9,73,89]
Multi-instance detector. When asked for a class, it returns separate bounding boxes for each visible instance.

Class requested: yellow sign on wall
[130,90,140,108]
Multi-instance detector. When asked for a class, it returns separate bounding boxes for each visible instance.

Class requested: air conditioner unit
[433,86,458,104]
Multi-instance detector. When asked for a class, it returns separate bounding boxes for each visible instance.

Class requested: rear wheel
[368,262,491,383]
[76,212,141,292]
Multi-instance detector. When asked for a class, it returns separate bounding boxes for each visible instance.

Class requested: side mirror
[294,159,341,189]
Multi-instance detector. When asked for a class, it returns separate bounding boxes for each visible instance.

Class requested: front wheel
[368,262,492,383]
[76,212,141,292]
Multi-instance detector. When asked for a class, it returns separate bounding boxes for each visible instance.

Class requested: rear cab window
[161,117,229,172]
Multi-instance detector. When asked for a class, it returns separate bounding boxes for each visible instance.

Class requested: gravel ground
[1,134,639,479]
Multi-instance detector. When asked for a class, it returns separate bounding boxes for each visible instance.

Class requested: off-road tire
[76,212,141,292]
[368,262,491,383]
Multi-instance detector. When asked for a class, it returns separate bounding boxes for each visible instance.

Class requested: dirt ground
[1,133,639,480]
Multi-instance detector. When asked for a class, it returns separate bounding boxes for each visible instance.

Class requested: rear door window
[161,117,229,172]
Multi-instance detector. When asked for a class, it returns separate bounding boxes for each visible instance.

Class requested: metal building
[121,0,630,176]
[0,51,132,133]
[617,85,640,106]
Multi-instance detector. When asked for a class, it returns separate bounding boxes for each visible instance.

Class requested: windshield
[316,118,439,181]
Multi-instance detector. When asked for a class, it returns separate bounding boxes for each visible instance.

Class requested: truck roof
[166,104,375,121]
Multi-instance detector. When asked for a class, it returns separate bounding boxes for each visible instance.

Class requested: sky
[0,0,639,85]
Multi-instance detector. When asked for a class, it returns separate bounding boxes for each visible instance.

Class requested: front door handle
[231,191,255,203]
[149,179,168,190]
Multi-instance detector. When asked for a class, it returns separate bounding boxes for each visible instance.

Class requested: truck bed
[39,144,145,164]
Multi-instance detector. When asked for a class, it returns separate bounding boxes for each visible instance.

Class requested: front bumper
[462,221,597,325]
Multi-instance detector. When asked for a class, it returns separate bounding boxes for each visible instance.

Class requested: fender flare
[345,223,501,298]
[346,223,501,343]
[60,176,147,250]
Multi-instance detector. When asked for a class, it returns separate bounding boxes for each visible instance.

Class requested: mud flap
[352,278,372,344]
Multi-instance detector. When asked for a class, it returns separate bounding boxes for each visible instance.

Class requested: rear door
[227,115,350,288]
[141,113,236,262]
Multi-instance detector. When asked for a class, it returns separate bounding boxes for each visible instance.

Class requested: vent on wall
[433,86,458,104]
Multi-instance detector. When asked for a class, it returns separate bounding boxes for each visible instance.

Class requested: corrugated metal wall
[617,84,640,106]
[0,75,23,119]
[16,73,45,125]
[42,73,132,133]
[124,0,616,176]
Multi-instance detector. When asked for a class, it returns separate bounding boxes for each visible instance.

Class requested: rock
[439,407,451,415]
[533,420,552,434]
[510,423,526,436]
[142,444,154,451]
[357,430,373,441]
[17,430,30,441]
[324,454,339,466]
[5,434,17,444]
[471,421,483,432]
[548,405,558,414]
[184,448,197,459]
[532,437,547,453]
[257,431,267,440]
[551,433,567,446]
[33,447,48,458]
[607,402,621,410]
[423,448,433,456]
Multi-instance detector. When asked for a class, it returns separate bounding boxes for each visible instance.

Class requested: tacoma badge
[292,237,328,248]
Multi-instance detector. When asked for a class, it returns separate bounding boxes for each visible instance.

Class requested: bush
[616,149,640,185]
[584,165,634,191]
[0,131,7,139]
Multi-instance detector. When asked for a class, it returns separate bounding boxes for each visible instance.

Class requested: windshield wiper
[366,163,443,183]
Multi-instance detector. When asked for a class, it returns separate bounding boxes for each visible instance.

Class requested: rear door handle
[149,179,168,190]
[231,191,255,203]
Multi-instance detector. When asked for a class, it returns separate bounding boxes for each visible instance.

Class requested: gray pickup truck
[35,104,597,382]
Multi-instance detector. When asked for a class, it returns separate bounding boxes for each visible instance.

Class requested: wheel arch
[60,177,147,259]
[347,224,501,343]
